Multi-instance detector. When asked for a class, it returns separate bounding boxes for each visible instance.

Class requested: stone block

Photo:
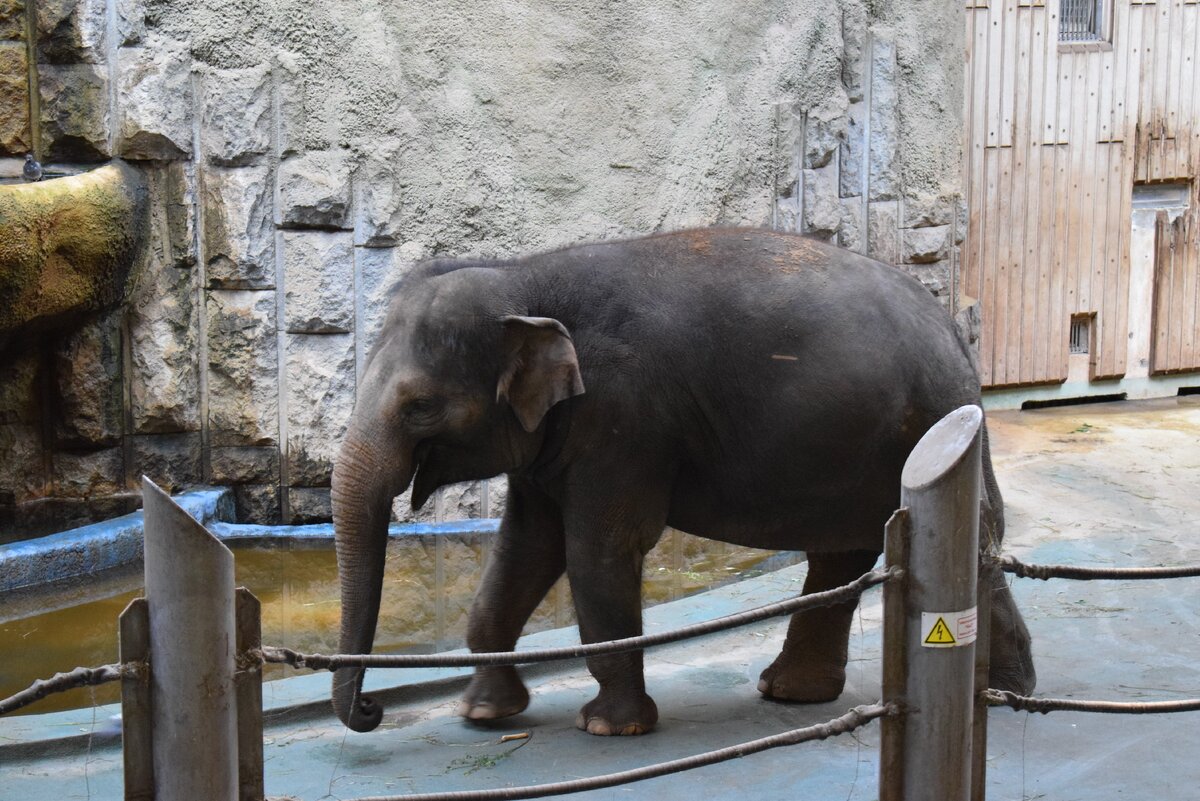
[283,231,353,333]
[116,38,193,160]
[287,486,330,523]
[954,195,968,245]
[0,42,30,156]
[354,144,406,247]
[906,262,950,300]
[200,64,271,167]
[210,445,279,484]
[839,103,865,199]
[131,432,202,493]
[0,0,24,41]
[903,193,954,229]
[233,483,280,524]
[0,423,44,499]
[439,533,486,639]
[53,446,123,497]
[803,92,848,170]
[0,349,39,425]
[38,62,109,162]
[206,289,278,447]
[278,150,351,229]
[202,165,274,288]
[357,242,424,356]
[35,0,106,64]
[129,263,200,434]
[391,486,438,524]
[274,52,313,157]
[868,200,901,265]
[115,0,144,46]
[868,37,900,202]
[802,163,841,238]
[902,224,951,264]
[54,311,123,447]
[162,160,197,267]
[837,197,864,254]
[285,333,354,486]
[841,3,868,103]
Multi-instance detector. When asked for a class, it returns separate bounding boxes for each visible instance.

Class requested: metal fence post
[236,588,266,801]
[143,477,239,801]
[879,405,983,801]
[120,598,153,801]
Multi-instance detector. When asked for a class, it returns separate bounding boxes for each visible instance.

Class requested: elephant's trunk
[330,422,410,732]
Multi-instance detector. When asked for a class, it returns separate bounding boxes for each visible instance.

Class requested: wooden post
[236,589,265,801]
[879,406,983,801]
[120,598,153,801]
[143,477,239,801]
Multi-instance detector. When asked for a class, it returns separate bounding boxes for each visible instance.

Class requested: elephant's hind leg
[758,549,880,703]
[459,478,566,722]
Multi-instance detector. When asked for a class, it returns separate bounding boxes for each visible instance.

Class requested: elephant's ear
[497,316,585,432]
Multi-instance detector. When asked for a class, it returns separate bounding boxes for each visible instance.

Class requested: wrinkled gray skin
[331,228,1036,736]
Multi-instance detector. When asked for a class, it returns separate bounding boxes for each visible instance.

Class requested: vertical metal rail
[236,589,266,801]
[142,477,239,801]
[120,598,153,801]
[879,405,983,801]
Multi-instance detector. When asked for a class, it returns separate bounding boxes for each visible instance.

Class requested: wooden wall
[964,0,1200,388]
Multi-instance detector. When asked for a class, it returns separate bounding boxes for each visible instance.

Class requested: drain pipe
[142,477,238,801]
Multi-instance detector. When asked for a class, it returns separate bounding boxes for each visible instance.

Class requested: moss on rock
[0,162,149,350]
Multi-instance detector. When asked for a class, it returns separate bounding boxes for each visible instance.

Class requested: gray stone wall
[0,0,966,527]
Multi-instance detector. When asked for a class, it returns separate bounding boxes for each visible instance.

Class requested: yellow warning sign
[924,617,956,645]
[920,608,977,648]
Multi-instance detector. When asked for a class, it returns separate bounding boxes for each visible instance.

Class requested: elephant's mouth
[410,443,438,511]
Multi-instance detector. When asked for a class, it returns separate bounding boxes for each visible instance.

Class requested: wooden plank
[1169,213,1189,369]
[1106,136,1138,380]
[1151,0,1172,179]
[1176,4,1199,177]
[120,598,153,801]
[1094,143,1120,377]
[986,0,1007,150]
[1001,0,1020,148]
[1134,1,1155,182]
[1179,210,1198,371]
[1152,211,1172,372]
[985,146,1005,384]
[967,3,990,320]
[235,589,265,801]
[1024,3,1050,382]
[1035,5,1064,382]
[1013,1,1035,383]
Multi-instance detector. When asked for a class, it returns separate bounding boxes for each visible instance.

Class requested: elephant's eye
[403,397,444,421]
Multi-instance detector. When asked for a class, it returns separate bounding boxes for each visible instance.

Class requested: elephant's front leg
[564,495,666,736]
[460,478,566,721]
[758,549,880,703]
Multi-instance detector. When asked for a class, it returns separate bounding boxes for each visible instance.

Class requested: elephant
[330,227,1036,736]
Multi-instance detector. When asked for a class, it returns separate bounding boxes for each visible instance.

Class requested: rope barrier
[261,566,897,672]
[0,663,129,716]
[986,689,1200,715]
[346,703,895,801]
[996,554,1200,581]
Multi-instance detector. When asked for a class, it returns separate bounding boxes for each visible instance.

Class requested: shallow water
[0,531,798,715]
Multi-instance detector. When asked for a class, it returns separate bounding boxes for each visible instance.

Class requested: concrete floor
[2,395,1198,800]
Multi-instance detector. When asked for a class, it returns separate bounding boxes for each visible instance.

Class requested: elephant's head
[330,265,585,731]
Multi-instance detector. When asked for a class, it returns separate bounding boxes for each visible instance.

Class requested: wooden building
[964,0,1200,399]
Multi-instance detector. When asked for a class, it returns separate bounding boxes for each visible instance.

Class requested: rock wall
[0,0,966,527]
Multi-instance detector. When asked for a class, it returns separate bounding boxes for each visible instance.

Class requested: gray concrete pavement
[2,395,1198,800]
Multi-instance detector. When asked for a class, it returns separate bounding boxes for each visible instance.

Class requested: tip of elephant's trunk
[332,668,385,732]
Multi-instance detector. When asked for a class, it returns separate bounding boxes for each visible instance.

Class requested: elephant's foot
[574,689,658,736]
[757,653,846,703]
[457,666,530,721]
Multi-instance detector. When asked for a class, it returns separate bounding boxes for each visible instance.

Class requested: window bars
[1060,0,1104,42]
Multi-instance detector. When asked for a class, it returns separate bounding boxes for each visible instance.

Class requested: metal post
[120,598,153,801]
[143,477,239,801]
[879,405,983,801]
[235,588,265,801]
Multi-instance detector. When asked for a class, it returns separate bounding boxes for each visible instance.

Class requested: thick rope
[351,703,895,801]
[996,554,1200,581]
[261,567,897,671]
[0,663,129,716]
[986,689,1200,715]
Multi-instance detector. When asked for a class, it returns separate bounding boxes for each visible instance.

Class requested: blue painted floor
[2,395,1198,800]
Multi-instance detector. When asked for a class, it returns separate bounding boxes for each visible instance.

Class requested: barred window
[1060,0,1104,42]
